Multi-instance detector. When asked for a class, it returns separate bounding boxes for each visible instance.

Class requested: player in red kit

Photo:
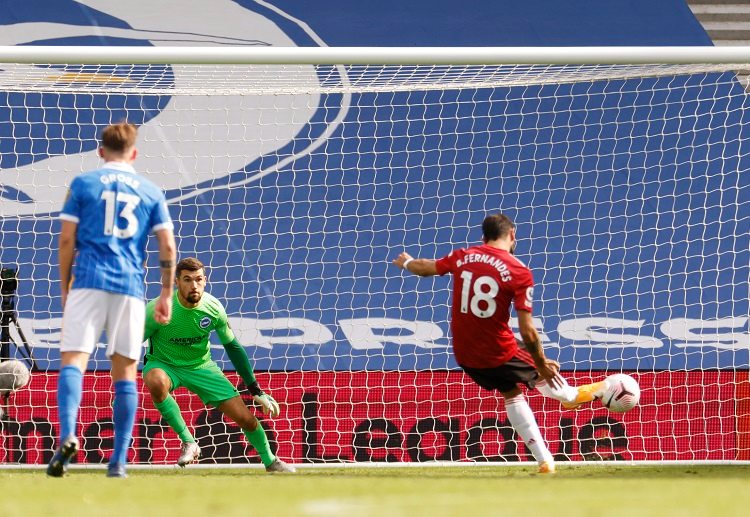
[392,213,607,474]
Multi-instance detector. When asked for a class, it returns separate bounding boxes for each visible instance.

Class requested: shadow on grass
[287,465,750,480]
[3,464,749,481]
[116,464,750,481]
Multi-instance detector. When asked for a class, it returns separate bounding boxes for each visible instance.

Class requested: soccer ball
[0,359,31,395]
[600,373,640,413]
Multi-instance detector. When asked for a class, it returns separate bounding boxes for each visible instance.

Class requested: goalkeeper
[142,257,294,472]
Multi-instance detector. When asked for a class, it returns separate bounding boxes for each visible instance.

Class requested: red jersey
[435,244,534,368]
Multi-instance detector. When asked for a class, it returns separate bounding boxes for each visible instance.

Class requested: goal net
[0,49,748,465]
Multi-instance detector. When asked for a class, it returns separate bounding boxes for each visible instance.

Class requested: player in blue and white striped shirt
[47,122,177,479]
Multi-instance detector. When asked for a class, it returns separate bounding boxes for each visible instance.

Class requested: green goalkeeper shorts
[142,359,240,407]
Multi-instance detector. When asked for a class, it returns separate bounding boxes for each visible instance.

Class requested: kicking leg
[538,376,609,410]
[536,376,578,404]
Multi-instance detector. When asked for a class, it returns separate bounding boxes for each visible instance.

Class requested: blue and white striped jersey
[59,162,173,298]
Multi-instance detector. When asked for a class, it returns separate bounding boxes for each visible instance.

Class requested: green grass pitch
[1,465,748,516]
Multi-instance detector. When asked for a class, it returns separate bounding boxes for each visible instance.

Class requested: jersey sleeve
[434,249,459,276]
[149,192,174,234]
[59,178,82,223]
[214,302,236,344]
[143,300,160,341]
[513,267,535,314]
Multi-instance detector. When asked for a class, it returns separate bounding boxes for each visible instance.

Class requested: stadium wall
[2,371,748,464]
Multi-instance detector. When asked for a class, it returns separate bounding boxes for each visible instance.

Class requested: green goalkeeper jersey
[144,291,235,368]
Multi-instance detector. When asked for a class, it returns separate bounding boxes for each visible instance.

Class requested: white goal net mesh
[0,61,748,465]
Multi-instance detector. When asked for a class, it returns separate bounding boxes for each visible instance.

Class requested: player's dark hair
[176,257,205,277]
[100,122,137,153]
[482,213,515,241]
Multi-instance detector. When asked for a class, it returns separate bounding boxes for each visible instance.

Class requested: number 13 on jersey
[101,191,141,239]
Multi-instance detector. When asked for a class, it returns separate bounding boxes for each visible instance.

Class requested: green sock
[244,425,275,467]
[154,395,195,443]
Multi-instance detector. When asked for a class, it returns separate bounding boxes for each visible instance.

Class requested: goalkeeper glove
[248,382,281,417]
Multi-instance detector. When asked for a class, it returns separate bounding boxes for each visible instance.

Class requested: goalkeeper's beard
[186,292,202,304]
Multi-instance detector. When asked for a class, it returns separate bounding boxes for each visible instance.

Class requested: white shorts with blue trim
[60,288,145,360]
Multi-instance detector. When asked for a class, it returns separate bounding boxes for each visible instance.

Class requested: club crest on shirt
[199,317,212,329]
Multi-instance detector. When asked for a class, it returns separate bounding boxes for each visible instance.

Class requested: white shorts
[60,288,145,360]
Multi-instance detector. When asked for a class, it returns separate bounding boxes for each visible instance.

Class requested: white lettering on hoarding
[557,317,664,348]
[16,317,63,347]
[227,317,333,349]
[339,318,447,350]
[14,316,749,351]
[660,317,750,350]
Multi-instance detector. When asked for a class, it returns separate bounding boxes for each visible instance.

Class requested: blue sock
[110,380,138,467]
[57,365,83,441]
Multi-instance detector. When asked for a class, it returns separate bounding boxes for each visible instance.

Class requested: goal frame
[0,45,748,468]
[1,45,750,65]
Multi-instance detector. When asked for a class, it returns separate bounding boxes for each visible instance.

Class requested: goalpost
[0,46,748,466]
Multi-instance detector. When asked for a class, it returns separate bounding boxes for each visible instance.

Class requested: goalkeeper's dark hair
[176,257,205,277]
[482,213,515,242]
[100,121,137,153]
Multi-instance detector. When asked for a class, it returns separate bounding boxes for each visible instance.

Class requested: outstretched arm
[392,251,438,277]
[517,309,563,389]
[222,338,258,390]
[222,338,280,417]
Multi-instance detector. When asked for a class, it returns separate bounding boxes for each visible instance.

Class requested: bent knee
[144,369,171,400]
